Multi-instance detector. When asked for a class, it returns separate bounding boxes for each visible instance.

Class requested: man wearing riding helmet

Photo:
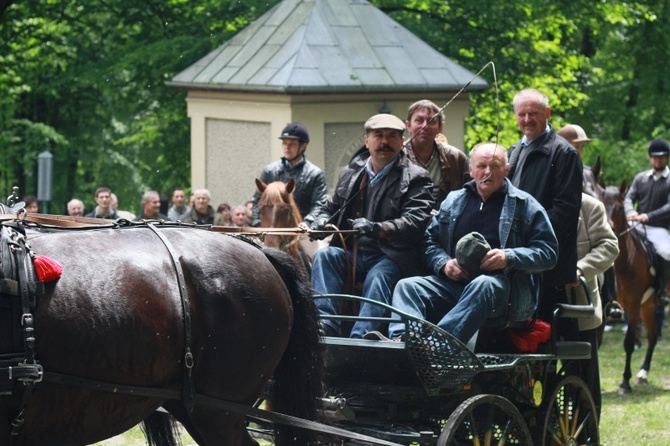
[625,138,670,305]
[251,122,327,228]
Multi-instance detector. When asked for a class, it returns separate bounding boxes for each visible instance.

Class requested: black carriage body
[317,294,599,446]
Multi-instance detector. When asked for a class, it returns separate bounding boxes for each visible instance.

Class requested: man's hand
[309,218,330,241]
[627,211,649,223]
[479,249,507,271]
[443,259,470,282]
[348,218,381,238]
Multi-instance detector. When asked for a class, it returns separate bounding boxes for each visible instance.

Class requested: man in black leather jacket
[310,113,434,338]
[251,122,327,227]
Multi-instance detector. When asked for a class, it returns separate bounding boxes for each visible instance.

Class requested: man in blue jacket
[384,142,558,345]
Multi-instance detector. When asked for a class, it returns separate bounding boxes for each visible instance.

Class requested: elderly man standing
[66,198,84,217]
[182,189,215,224]
[133,191,169,221]
[310,113,434,338]
[508,88,583,324]
[251,122,327,228]
[403,99,470,208]
[383,143,558,344]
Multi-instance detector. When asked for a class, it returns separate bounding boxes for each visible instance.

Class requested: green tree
[3,0,669,214]
[0,0,275,213]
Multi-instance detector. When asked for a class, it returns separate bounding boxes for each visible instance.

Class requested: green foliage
[0,0,276,213]
[2,0,669,212]
[376,0,667,185]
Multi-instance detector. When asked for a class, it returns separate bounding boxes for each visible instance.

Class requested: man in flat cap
[310,113,434,338]
[251,122,327,228]
[385,143,558,346]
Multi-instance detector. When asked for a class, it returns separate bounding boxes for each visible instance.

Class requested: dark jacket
[624,167,670,228]
[252,156,327,226]
[181,206,215,225]
[316,151,434,276]
[85,207,118,219]
[508,125,583,287]
[133,212,169,222]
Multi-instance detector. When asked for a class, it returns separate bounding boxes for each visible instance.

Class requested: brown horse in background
[1,224,323,445]
[256,178,314,271]
[603,182,660,394]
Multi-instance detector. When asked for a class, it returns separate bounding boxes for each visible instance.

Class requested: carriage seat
[477,276,595,357]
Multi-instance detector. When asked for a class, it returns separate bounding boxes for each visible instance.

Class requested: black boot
[656,258,670,306]
[602,266,624,321]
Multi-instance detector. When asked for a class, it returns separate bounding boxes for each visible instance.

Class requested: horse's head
[603,180,628,234]
[255,178,302,251]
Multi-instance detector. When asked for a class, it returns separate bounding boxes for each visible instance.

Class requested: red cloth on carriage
[506,319,551,353]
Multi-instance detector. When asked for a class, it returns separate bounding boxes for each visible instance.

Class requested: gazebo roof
[169,0,487,94]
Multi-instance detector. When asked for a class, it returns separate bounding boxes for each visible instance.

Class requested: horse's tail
[263,247,324,446]
[141,410,182,446]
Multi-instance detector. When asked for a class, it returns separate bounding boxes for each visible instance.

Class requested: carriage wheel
[437,394,532,445]
[535,375,599,446]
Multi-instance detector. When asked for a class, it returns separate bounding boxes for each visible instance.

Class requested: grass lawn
[599,317,670,446]
[96,315,670,445]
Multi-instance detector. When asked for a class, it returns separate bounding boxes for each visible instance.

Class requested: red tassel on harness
[507,319,551,353]
[33,255,63,282]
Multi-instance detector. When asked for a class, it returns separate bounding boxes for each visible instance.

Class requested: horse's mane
[258,181,302,226]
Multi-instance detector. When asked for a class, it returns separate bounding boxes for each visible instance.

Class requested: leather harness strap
[145,223,196,412]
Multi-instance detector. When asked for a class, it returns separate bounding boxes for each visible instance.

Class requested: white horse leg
[635,368,649,385]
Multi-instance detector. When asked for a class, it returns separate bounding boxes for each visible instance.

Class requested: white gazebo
[167,0,487,207]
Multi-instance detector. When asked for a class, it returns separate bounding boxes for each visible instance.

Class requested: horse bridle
[259,204,301,250]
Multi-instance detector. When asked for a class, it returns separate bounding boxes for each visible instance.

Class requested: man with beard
[310,113,434,338]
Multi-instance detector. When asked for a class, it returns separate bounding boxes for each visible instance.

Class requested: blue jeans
[388,274,510,344]
[311,246,401,338]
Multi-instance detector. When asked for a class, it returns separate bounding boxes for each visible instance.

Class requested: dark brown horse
[603,182,659,394]
[0,223,322,445]
[583,156,605,200]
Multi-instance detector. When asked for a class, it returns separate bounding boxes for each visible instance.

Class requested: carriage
[303,291,600,446]
[0,200,599,445]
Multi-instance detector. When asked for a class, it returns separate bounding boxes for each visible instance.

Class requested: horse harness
[0,218,398,446]
[0,221,45,436]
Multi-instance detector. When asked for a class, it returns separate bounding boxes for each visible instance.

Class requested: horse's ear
[255,178,267,193]
[619,179,628,195]
[592,156,601,180]
[285,178,296,194]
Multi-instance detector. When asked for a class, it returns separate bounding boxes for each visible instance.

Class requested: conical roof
[169,0,487,94]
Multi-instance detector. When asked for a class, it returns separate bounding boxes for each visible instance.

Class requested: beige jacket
[568,193,619,330]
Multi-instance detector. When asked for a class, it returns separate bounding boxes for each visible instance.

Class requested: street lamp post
[38,151,53,214]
